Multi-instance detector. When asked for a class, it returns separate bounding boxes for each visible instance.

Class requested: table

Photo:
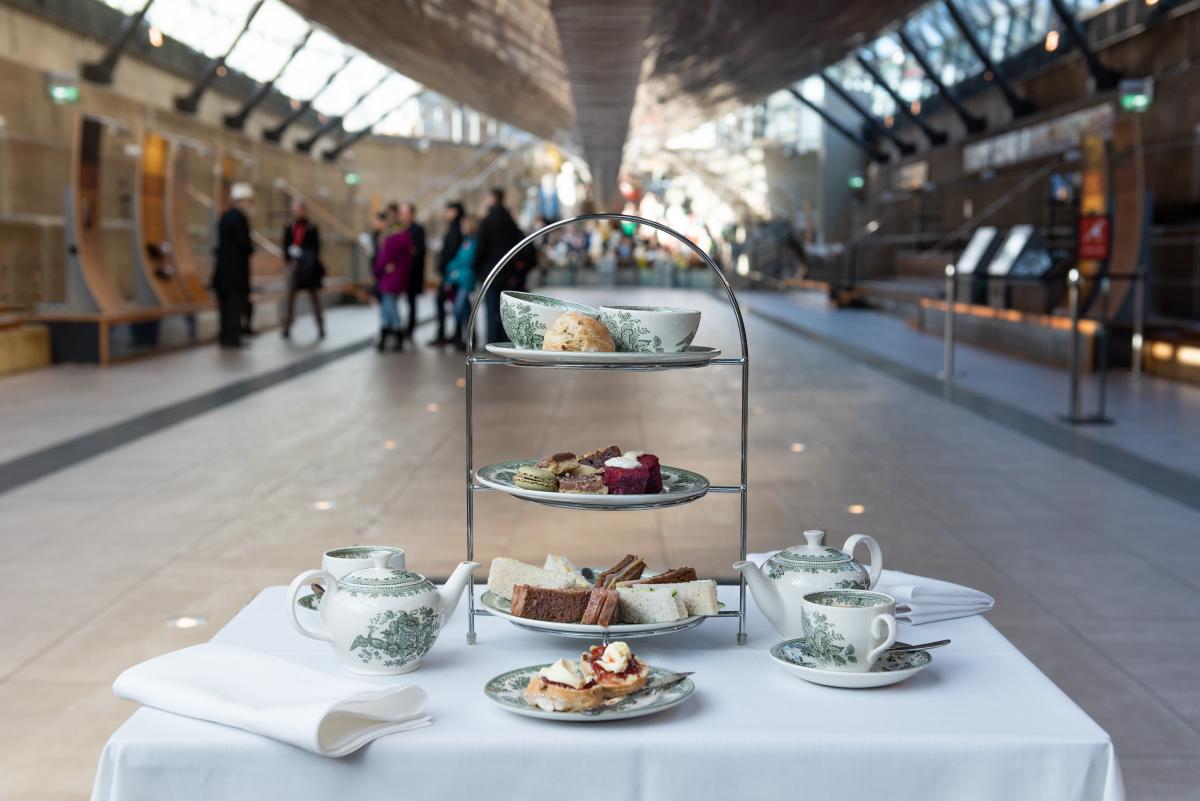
[92,586,1124,801]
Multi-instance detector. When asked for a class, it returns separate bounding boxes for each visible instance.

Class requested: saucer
[769,638,933,689]
[297,593,320,612]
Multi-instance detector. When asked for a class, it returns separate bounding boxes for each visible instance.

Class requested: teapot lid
[770,530,853,566]
[340,551,431,594]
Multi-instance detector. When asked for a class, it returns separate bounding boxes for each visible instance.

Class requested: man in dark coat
[429,201,464,346]
[472,188,530,345]
[281,199,326,340]
[399,202,426,342]
[211,182,255,349]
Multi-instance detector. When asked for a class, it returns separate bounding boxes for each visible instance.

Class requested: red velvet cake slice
[602,456,649,495]
[625,451,662,493]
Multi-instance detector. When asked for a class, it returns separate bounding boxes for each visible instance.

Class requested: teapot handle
[286,569,335,643]
[843,533,883,589]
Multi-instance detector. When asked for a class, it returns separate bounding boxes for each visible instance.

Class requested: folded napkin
[113,644,431,757]
[745,552,994,625]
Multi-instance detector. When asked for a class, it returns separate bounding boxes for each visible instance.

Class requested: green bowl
[500,291,599,350]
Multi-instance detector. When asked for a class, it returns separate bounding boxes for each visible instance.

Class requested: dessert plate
[484,664,694,721]
[475,460,710,510]
[485,342,722,368]
[769,638,933,689]
[480,590,706,638]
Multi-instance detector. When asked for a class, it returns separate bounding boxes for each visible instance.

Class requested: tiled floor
[1,290,1198,800]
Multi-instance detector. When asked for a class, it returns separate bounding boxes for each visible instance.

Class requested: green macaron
[514,465,559,492]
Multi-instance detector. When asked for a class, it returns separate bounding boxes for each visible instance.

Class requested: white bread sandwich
[542,554,591,588]
[618,579,719,616]
[487,557,576,600]
[615,586,688,623]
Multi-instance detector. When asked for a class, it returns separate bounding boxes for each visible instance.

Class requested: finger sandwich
[487,557,577,600]
[622,579,719,616]
[616,586,689,623]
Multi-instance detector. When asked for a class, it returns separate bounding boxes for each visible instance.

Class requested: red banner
[1078,214,1110,261]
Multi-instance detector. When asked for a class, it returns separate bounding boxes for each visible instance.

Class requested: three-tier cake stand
[462,212,750,644]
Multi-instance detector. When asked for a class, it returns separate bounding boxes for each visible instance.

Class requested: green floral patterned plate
[480,590,705,637]
[484,663,695,721]
[297,593,321,611]
[485,342,722,367]
[769,638,933,689]
[476,460,710,510]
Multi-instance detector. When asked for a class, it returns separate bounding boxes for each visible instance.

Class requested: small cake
[579,445,621,469]
[558,473,607,494]
[580,642,649,698]
[602,456,650,495]
[537,451,579,475]
[595,554,646,588]
[513,465,558,493]
[511,585,592,622]
[523,659,604,712]
[624,451,662,493]
[542,312,615,352]
[579,588,620,626]
[568,463,600,477]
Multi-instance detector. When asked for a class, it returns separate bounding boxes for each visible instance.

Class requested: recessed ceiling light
[847,504,866,514]
[384,440,396,450]
[313,500,334,511]
[426,403,439,413]
[455,378,466,388]
[166,615,206,629]
[790,443,806,453]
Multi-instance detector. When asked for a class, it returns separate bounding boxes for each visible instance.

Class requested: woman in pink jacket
[373,223,413,352]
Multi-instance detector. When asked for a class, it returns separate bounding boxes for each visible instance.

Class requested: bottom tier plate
[479,590,707,639]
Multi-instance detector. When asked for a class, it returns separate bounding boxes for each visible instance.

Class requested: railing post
[1066,269,1083,421]
[940,264,957,382]
[1132,269,1145,378]
[1096,276,1111,419]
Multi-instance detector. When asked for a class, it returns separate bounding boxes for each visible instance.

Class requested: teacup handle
[843,533,883,588]
[867,614,898,665]
[286,569,335,643]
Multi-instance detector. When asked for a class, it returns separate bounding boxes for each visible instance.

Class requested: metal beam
[1047,0,1122,91]
[896,26,986,134]
[81,0,155,85]
[321,91,422,161]
[174,0,264,114]
[821,72,916,155]
[788,87,887,163]
[295,72,390,153]
[224,29,312,130]
[854,54,948,146]
[942,0,1035,117]
[263,55,352,143]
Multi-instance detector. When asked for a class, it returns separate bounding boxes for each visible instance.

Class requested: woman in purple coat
[373,224,413,352]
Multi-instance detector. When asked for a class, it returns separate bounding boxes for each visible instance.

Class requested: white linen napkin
[745,552,994,625]
[113,644,431,757]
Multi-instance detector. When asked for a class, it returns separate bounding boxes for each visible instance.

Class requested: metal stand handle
[940,264,956,382]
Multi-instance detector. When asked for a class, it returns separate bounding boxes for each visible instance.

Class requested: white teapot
[287,552,479,675]
[733,529,882,639]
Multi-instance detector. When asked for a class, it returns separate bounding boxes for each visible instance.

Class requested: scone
[513,465,558,492]
[542,312,615,352]
[523,659,603,712]
[580,642,649,698]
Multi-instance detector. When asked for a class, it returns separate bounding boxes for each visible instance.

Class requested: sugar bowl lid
[770,530,852,566]
[340,551,431,592]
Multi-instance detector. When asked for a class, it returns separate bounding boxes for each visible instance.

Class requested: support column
[81,0,156,85]
[174,0,265,114]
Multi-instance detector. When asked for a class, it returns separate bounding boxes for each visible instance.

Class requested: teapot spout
[733,559,785,633]
[438,561,480,617]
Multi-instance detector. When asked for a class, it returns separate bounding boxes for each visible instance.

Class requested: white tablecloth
[92,586,1124,801]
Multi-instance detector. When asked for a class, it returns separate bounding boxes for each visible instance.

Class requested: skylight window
[311,55,389,117]
[224,0,310,83]
[343,74,421,132]
[144,0,261,59]
[273,29,351,101]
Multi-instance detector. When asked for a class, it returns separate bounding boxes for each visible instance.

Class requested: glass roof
[95,0,519,142]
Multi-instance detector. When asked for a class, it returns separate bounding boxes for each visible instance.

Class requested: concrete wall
[0,5,553,307]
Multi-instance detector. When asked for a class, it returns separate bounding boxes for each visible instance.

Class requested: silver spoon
[887,639,950,654]
[579,671,694,715]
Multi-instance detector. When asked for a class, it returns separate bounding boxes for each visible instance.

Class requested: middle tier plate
[475,460,710,510]
[480,590,707,638]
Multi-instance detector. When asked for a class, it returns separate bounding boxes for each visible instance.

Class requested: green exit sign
[1118,78,1153,113]
[848,174,865,190]
[344,172,362,185]
[45,72,80,105]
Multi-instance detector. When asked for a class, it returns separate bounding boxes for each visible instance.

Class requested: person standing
[281,199,326,340]
[212,182,255,349]
[472,188,530,345]
[398,202,426,343]
[373,211,413,352]
[445,216,477,350]
[429,201,464,346]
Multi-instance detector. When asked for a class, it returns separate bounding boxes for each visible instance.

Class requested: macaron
[514,465,559,492]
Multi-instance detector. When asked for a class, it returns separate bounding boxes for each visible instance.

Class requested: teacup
[598,305,701,353]
[322,546,405,580]
[499,291,599,349]
[801,590,897,673]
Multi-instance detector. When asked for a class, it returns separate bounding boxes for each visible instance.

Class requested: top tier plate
[476,460,710,510]
[484,342,722,368]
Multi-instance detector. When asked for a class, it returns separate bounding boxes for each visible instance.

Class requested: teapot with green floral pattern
[734,529,882,639]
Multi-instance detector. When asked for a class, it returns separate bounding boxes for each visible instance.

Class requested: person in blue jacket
[445,217,478,351]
